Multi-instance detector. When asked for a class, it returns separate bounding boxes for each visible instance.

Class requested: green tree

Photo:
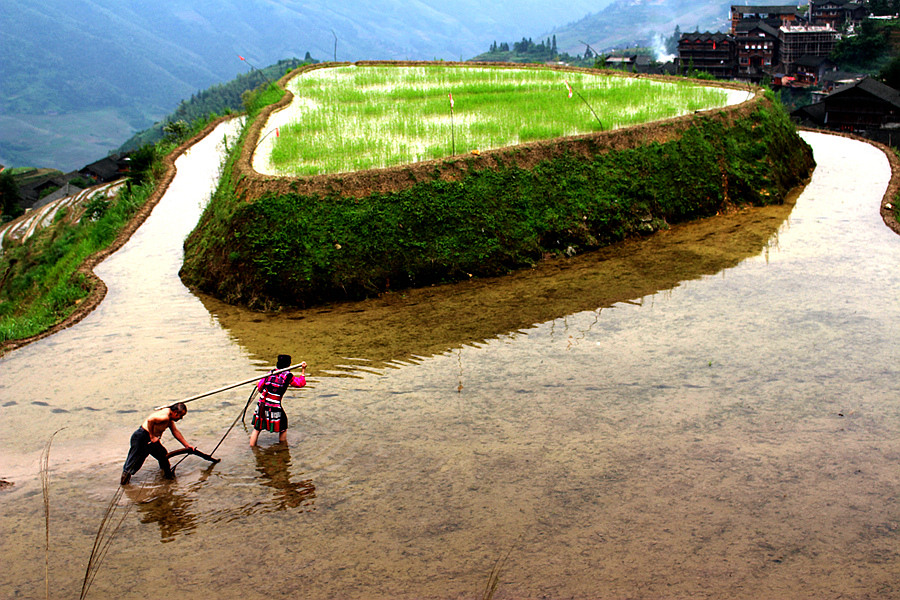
[0,171,24,221]
[831,19,889,66]
[870,0,900,16]
[667,25,681,55]
[879,54,900,89]
[162,119,191,141]
[127,145,159,188]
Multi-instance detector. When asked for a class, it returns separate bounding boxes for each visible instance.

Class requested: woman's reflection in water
[253,443,316,512]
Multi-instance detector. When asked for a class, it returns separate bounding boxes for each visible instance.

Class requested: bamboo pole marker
[154,363,306,409]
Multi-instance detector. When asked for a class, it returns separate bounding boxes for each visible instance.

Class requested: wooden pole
[450,106,456,155]
[154,363,305,409]
[448,91,455,155]
[573,89,603,130]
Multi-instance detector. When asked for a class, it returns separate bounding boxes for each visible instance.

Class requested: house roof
[732,5,801,16]
[81,156,122,181]
[18,174,68,200]
[679,32,733,43]
[795,55,836,68]
[658,62,678,75]
[820,70,866,84]
[735,22,781,38]
[791,101,827,123]
[829,76,900,108]
[809,0,861,7]
[31,183,84,210]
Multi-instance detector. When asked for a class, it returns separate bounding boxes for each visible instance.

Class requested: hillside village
[676,1,863,81]
[477,1,900,146]
[676,1,900,145]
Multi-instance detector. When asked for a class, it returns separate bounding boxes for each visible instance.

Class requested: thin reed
[41,428,65,600]
[80,485,136,599]
[266,65,729,175]
[481,541,517,600]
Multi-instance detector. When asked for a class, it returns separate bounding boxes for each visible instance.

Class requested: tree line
[476,35,597,66]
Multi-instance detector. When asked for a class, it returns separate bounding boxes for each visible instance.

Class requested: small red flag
[239,55,245,61]
[565,81,574,98]
[448,91,454,108]
[275,127,279,137]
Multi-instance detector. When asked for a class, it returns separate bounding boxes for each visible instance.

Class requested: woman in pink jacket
[250,354,306,447]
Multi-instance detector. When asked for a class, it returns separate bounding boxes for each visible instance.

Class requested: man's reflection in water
[122,446,314,541]
[253,443,316,512]
[122,463,216,542]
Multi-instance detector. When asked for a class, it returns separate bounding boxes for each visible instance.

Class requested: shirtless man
[120,402,195,485]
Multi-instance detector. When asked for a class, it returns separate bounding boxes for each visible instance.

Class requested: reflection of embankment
[199,192,798,376]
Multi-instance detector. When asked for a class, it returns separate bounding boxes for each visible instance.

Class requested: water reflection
[119,446,315,544]
[123,463,218,542]
[252,443,316,513]
[199,194,798,376]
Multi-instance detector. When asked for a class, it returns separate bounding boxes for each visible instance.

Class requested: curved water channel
[1,125,899,599]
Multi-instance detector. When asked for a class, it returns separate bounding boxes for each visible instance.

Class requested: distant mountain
[0,0,607,171]
[546,0,733,60]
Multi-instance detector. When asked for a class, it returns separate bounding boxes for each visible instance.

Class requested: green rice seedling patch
[266,65,732,175]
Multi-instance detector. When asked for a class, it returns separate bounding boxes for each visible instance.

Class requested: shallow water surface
[1,131,899,599]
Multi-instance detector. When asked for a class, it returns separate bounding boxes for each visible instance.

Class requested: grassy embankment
[0,113,235,346]
[181,63,815,310]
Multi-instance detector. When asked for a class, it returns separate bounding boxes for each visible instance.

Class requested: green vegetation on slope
[181,91,814,310]
[0,116,219,345]
[0,65,293,347]
[832,18,900,74]
[0,170,157,343]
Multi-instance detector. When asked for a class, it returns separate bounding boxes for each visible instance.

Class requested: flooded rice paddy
[1,127,899,599]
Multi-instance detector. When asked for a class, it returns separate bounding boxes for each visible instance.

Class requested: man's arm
[169,422,194,451]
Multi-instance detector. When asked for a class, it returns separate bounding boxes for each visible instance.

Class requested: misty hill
[546,0,732,58]
[0,0,605,172]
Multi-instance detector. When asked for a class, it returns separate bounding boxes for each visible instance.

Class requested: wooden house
[731,5,805,33]
[792,76,900,138]
[735,22,780,80]
[676,32,735,78]
[808,0,867,29]
[793,55,837,85]
[79,156,127,183]
[778,24,839,74]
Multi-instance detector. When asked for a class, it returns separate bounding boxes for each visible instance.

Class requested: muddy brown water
[1,127,899,599]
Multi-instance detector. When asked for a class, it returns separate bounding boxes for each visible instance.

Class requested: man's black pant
[122,427,173,478]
